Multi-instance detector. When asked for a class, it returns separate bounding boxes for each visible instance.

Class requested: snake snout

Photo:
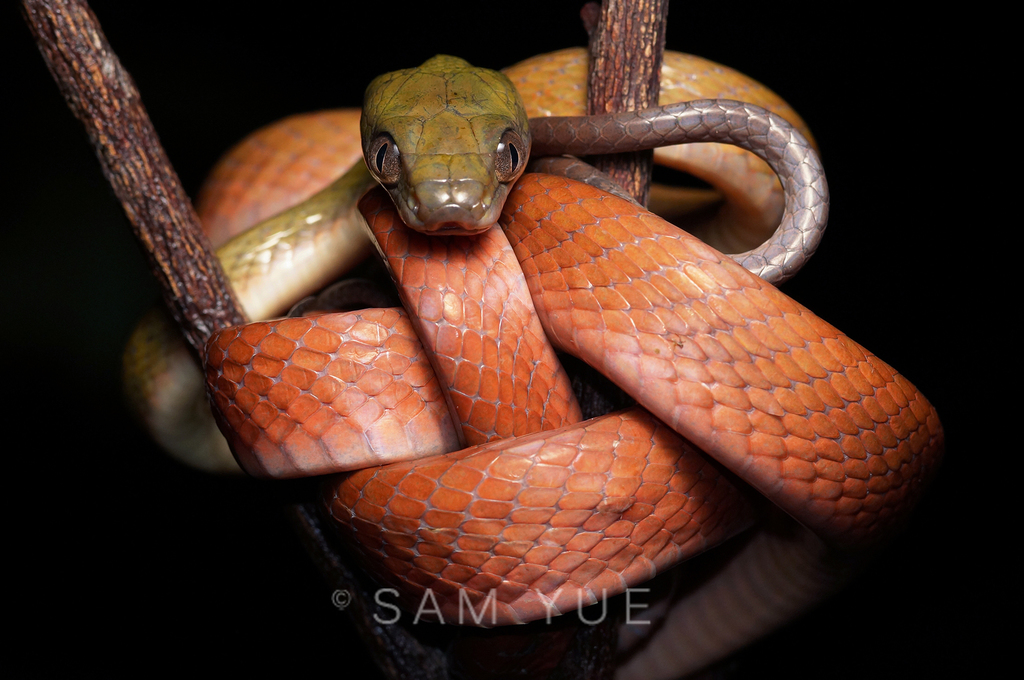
[406,178,499,234]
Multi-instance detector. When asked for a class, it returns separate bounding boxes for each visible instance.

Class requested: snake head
[361,55,531,235]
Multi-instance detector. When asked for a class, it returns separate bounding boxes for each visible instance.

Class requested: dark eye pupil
[508,143,519,170]
[375,142,388,173]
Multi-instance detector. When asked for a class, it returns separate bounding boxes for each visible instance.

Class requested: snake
[125,49,943,678]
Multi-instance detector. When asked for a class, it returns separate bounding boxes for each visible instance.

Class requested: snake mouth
[422,221,492,236]
[395,191,501,236]
[415,205,495,235]
[397,179,502,234]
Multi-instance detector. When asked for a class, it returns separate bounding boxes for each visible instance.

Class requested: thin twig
[21,0,246,358]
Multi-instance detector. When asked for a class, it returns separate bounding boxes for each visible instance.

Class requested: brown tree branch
[583,0,670,206]
[21,0,246,358]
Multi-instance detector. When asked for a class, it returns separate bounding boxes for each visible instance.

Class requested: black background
[7,2,991,677]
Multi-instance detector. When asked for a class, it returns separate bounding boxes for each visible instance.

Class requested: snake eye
[368,134,401,185]
[495,130,526,183]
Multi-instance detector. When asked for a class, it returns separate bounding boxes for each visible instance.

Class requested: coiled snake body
[126,49,943,678]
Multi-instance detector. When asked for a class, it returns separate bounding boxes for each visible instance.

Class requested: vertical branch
[583,0,670,206]
[21,0,246,357]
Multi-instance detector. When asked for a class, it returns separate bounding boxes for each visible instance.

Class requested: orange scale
[525,464,571,489]
[450,551,490,569]
[422,508,465,529]
[251,354,286,379]
[349,400,387,434]
[813,459,846,485]
[494,540,532,559]
[577,569,622,602]
[260,334,298,362]
[606,543,642,573]
[640,527,674,558]
[217,362,244,387]
[456,532,497,552]
[561,557,606,589]
[475,475,520,503]
[226,338,256,365]
[420,526,460,546]
[301,326,342,354]
[503,563,548,588]
[781,435,816,463]
[387,494,428,520]
[842,477,869,500]
[411,554,449,575]
[467,401,498,435]
[782,314,823,346]
[813,436,845,464]
[468,499,514,520]
[522,545,562,566]
[640,463,676,485]
[806,342,844,375]
[875,388,902,417]
[811,477,843,503]
[713,328,755,363]
[731,326,774,360]
[351,499,386,524]
[766,316,808,349]
[273,317,313,341]
[494,525,544,550]
[809,412,841,439]
[381,529,417,550]
[860,397,890,425]
[749,412,787,442]
[235,421,262,453]
[883,444,913,473]
[863,356,894,388]
[666,516,700,542]
[461,518,506,537]
[379,381,419,412]
[329,389,367,419]
[780,457,816,482]
[265,382,300,413]
[556,492,602,512]
[618,554,657,587]
[843,402,873,431]
[507,507,557,528]
[246,400,278,429]
[267,413,301,447]
[790,347,829,380]
[548,508,592,529]
[463,572,504,598]
[238,322,271,346]
[240,370,274,396]
[381,514,422,535]
[309,375,341,403]
[405,567,443,591]
[847,364,879,398]
[207,329,233,355]
[633,484,671,512]
[621,501,656,523]
[397,473,436,501]
[477,556,519,579]
[286,394,321,424]
[583,536,629,564]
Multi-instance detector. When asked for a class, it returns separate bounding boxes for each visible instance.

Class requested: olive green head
[361,55,531,234]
